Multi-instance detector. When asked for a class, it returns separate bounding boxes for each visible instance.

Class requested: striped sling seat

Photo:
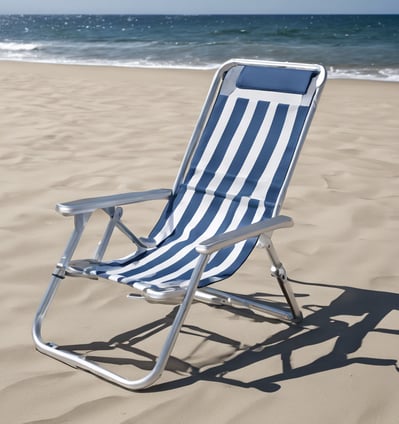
[87,64,320,294]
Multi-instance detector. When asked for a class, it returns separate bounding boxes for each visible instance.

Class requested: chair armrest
[196,215,293,255]
[56,188,172,216]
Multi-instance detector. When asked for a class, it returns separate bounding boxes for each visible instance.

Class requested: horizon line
[0,12,398,16]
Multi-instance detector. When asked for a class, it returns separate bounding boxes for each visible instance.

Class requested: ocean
[0,14,398,81]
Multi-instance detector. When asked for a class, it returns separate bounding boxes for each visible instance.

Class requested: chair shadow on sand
[60,279,399,392]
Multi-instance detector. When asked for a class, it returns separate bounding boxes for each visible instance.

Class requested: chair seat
[85,233,259,288]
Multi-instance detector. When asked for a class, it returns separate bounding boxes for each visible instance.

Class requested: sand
[0,61,398,423]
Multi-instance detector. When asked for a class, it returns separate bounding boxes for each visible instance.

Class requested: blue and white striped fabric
[92,65,318,290]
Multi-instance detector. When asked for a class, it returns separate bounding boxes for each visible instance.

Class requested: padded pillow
[236,66,317,95]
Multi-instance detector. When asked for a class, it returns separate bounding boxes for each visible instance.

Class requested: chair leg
[33,212,91,361]
[33,247,210,390]
[260,234,303,322]
[195,234,303,323]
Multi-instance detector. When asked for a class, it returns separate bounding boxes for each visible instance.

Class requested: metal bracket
[270,264,287,281]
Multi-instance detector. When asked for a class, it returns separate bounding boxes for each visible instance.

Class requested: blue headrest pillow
[236,66,318,95]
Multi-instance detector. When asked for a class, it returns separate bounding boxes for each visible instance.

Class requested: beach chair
[33,59,326,390]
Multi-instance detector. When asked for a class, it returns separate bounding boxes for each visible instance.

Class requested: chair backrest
[183,62,323,214]
[150,61,325,245]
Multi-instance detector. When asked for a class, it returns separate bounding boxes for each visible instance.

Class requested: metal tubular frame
[33,220,211,389]
[33,59,326,390]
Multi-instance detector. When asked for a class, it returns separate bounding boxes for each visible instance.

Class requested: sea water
[0,14,398,81]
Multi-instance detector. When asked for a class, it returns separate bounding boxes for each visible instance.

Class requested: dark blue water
[0,14,398,80]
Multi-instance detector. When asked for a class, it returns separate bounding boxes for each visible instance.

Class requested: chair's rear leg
[260,234,303,322]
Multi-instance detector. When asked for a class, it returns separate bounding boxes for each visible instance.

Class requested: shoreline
[1,59,398,82]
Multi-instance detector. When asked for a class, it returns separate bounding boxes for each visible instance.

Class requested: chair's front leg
[33,212,92,353]
[146,252,211,386]
[56,213,93,273]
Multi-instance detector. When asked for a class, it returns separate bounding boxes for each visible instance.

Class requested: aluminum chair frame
[33,59,326,390]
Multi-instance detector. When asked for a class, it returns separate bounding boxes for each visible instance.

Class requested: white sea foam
[0,42,39,51]
[328,66,399,82]
[0,44,397,82]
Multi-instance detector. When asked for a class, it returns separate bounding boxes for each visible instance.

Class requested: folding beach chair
[33,59,326,390]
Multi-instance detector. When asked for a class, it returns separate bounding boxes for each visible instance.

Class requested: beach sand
[0,61,398,423]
